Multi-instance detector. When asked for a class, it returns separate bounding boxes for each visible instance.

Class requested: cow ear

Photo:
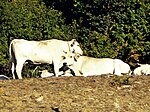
[71,39,76,42]
[70,39,76,47]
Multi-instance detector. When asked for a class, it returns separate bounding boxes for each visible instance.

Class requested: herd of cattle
[0,39,150,80]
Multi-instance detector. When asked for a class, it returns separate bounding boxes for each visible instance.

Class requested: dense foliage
[0,0,150,78]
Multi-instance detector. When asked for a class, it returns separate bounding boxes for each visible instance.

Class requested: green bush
[110,75,135,87]
[0,0,73,78]
[0,0,150,78]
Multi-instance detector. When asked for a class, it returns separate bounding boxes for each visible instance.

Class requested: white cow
[141,68,150,75]
[39,70,54,78]
[133,64,150,76]
[40,69,73,78]
[9,39,83,79]
[0,75,10,80]
[65,55,131,76]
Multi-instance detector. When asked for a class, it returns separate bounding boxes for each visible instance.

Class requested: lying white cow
[113,59,131,76]
[0,75,10,80]
[9,39,83,79]
[141,68,150,75]
[65,55,131,76]
[39,70,54,78]
[133,64,150,75]
[40,62,75,78]
[40,69,74,78]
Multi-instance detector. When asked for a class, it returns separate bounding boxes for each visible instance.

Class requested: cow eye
[70,56,73,58]
[62,56,66,60]
[71,44,73,47]
[72,49,75,53]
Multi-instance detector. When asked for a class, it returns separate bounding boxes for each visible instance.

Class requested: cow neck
[67,41,71,53]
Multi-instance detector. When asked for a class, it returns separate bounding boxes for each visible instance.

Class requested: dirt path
[0,76,150,112]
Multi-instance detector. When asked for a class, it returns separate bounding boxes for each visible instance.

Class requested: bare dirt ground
[0,75,150,112]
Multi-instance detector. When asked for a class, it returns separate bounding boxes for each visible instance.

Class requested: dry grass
[0,75,150,112]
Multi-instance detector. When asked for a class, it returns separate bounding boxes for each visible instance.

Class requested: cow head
[68,39,83,56]
[61,52,81,66]
[60,51,75,66]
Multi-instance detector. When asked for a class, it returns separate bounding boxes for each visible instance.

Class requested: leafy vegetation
[0,0,150,78]
[110,75,135,87]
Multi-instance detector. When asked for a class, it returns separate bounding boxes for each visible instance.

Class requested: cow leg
[53,67,59,77]
[11,58,19,79]
[69,66,82,76]
[53,61,60,77]
[15,59,25,79]
[11,62,16,79]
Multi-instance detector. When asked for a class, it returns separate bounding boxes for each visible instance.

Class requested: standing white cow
[65,55,131,76]
[9,39,83,79]
[133,64,150,76]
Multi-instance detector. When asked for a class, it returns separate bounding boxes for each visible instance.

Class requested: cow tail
[9,40,16,64]
[9,40,13,62]
[113,59,115,74]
